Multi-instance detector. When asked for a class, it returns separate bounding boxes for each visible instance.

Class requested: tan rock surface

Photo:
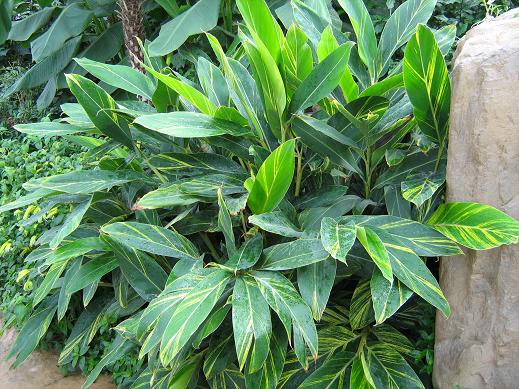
[433,8,519,389]
[0,326,115,389]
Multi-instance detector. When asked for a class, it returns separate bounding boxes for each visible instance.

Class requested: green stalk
[200,232,220,262]
[295,143,303,197]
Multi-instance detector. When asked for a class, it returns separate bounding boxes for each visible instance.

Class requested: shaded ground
[0,326,114,389]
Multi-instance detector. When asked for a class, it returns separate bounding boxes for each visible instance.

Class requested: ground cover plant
[1,0,519,388]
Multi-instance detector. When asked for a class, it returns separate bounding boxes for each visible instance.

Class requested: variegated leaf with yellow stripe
[159,270,231,366]
[232,276,272,373]
[427,202,519,250]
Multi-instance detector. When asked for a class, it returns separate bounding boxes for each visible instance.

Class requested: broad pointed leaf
[252,271,318,361]
[134,112,249,138]
[297,258,336,321]
[260,239,329,271]
[427,202,519,250]
[370,268,413,324]
[404,24,450,144]
[232,276,272,372]
[247,140,295,215]
[249,211,302,238]
[320,217,356,262]
[357,226,392,282]
[289,43,354,113]
[101,222,200,260]
[160,270,231,365]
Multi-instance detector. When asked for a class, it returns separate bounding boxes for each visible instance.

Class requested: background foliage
[0,0,518,388]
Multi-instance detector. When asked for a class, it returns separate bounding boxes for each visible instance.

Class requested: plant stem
[295,143,303,197]
[200,232,220,262]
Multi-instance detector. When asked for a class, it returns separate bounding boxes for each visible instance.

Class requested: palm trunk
[118,0,145,73]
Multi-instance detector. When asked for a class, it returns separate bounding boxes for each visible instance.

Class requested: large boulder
[433,9,519,389]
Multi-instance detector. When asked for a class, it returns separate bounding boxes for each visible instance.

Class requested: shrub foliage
[1,0,519,388]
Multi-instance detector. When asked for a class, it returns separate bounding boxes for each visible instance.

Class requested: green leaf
[376,0,437,79]
[281,24,313,98]
[364,343,424,389]
[101,222,200,260]
[134,111,249,138]
[225,234,263,270]
[292,115,361,176]
[109,240,168,301]
[217,188,236,258]
[350,280,374,330]
[3,36,81,97]
[33,261,69,307]
[381,233,450,316]
[374,150,439,189]
[0,0,12,45]
[356,226,392,282]
[66,254,119,294]
[59,22,124,82]
[76,58,155,100]
[299,195,361,232]
[317,26,359,102]
[297,258,336,321]
[145,65,217,115]
[247,140,295,215]
[38,77,56,109]
[160,270,231,365]
[298,350,355,388]
[14,121,87,137]
[24,170,143,194]
[148,0,220,56]
[244,321,288,388]
[233,276,272,372]
[320,217,356,262]
[193,303,231,348]
[260,239,329,271]
[49,196,92,249]
[66,74,133,148]
[289,43,354,113]
[7,296,58,368]
[248,211,302,238]
[204,335,235,380]
[242,33,286,139]
[170,354,204,388]
[197,57,229,106]
[211,365,246,388]
[427,202,519,250]
[401,172,445,207]
[8,7,55,41]
[337,0,377,81]
[372,325,414,355]
[371,268,413,324]
[404,24,450,144]
[348,356,371,389]
[360,73,404,97]
[384,185,411,219]
[138,272,205,354]
[83,335,133,389]
[148,152,242,175]
[136,183,202,210]
[30,3,92,62]
[0,188,55,214]
[58,295,110,365]
[252,270,318,362]
[206,34,269,141]
[58,258,82,320]
[83,281,99,306]
[236,0,284,61]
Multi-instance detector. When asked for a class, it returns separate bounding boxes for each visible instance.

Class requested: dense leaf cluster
[1,1,519,388]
